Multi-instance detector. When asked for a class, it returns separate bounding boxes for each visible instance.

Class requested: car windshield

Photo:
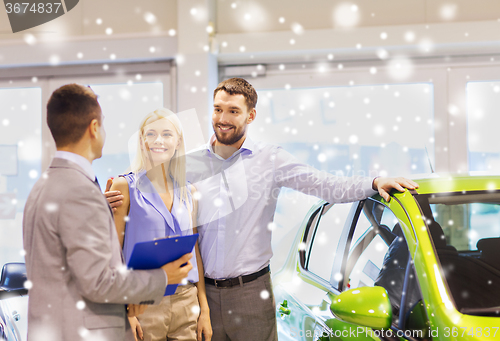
[415,191,500,316]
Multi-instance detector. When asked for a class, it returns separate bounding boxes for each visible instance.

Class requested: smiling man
[107,77,418,341]
[189,78,417,341]
[211,80,257,158]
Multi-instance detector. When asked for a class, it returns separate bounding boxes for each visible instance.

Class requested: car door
[304,199,395,341]
[275,198,429,340]
[274,201,356,340]
[276,200,391,341]
[332,198,428,341]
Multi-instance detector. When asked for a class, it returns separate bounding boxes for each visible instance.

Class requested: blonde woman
[110,108,212,341]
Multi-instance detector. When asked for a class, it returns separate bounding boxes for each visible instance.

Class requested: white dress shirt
[186,136,377,279]
[54,151,95,180]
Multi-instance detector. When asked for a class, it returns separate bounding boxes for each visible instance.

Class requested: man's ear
[88,118,100,139]
[247,108,256,124]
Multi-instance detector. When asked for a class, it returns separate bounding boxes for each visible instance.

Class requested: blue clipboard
[127,233,199,296]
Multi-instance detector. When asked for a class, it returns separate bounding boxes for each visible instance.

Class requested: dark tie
[94,176,124,262]
[94,177,101,189]
[94,177,113,216]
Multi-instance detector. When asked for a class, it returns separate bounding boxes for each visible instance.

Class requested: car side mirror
[0,263,28,300]
[330,286,392,330]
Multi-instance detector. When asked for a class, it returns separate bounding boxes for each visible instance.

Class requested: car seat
[374,224,422,322]
[428,221,500,313]
[477,237,500,271]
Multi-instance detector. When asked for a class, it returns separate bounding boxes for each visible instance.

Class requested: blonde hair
[131,108,191,221]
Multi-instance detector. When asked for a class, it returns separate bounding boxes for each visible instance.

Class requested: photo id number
[5,2,62,14]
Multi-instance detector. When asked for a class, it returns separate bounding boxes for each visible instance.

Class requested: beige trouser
[138,283,199,341]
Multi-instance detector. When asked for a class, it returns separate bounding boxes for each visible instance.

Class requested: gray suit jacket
[23,158,167,341]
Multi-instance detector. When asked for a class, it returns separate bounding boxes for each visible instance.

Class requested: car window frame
[337,199,374,291]
[298,200,364,293]
[298,203,339,293]
[413,190,500,315]
[296,196,428,340]
[342,198,429,336]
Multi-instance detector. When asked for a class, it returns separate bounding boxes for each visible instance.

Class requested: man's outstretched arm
[274,146,418,203]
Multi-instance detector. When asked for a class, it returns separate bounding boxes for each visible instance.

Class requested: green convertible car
[273,176,500,341]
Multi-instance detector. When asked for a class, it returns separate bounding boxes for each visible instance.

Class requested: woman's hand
[197,309,212,341]
[128,316,144,341]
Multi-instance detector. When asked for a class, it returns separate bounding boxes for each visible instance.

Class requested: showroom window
[0,86,41,266]
[46,66,173,189]
[467,80,500,173]
[70,81,166,187]
[0,62,173,340]
[222,63,442,177]
[447,64,500,174]
[252,83,435,178]
[0,65,173,257]
[0,84,42,339]
[227,62,446,276]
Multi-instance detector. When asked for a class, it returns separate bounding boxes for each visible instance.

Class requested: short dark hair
[214,77,258,110]
[47,84,101,147]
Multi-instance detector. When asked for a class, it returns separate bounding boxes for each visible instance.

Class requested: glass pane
[87,82,164,187]
[254,83,434,177]
[418,192,500,315]
[0,86,41,340]
[346,204,419,324]
[308,202,352,283]
[346,212,387,290]
[430,202,500,252]
[467,81,500,173]
[347,203,400,289]
[0,87,41,262]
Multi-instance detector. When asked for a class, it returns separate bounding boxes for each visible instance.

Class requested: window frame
[225,62,448,174]
[447,65,500,174]
[0,61,175,172]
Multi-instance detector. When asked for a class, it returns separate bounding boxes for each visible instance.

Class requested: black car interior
[416,197,500,317]
[362,200,425,329]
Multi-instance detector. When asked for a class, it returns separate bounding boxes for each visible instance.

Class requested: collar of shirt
[54,151,95,180]
[206,134,255,160]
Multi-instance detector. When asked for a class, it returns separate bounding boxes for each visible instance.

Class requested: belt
[205,265,270,288]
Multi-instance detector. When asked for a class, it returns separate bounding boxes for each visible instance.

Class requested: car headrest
[377,224,397,244]
[392,223,404,238]
[418,203,447,249]
[428,220,447,249]
[477,238,500,259]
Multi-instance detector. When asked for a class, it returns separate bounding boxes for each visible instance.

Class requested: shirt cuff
[364,177,378,197]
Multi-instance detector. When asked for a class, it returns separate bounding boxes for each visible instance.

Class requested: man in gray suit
[23,84,193,341]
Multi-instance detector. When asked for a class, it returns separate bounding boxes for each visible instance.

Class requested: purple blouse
[122,171,199,283]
